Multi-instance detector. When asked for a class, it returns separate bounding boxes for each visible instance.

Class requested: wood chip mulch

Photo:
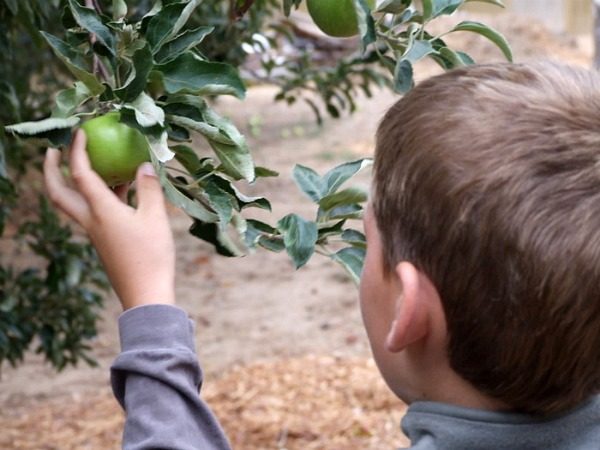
[1,355,409,449]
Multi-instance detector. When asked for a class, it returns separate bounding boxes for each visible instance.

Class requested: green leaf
[323,158,372,195]
[52,82,92,118]
[422,0,433,20]
[155,52,246,99]
[189,220,241,257]
[394,59,414,93]
[147,131,175,163]
[465,0,504,7]
[168,115,234,145]
[42,129,74,148]
[246,219,276,234]
[353,0,376,51]
[204,182,237,230]
[422,0,465,20]
[451,21,513,61]
[168,123,191,141]
[376,0,411,14]
[209,140,254,182]
[255,167,279,178]
[203,107,254,182]
[155,26,214,64]
[40,32,105,95]
[429,0,464,18]
[341,229,367,249]
[163,99,204,121]
[332,247,366,284]
[318,220,346,240]
[258,236,286,253]
[403,39,435,63]
[123,92,165,128]
[455,51,475,65]
[321,203,363,221]
[319,187,368,212]
[112,0,127,20]
[145,0,201,53]
[164,96,254,181]
[293,165,325,202]
[68,0,116,55]
[6,117,80,136]
[172,144,202,174]
[277,214,318,269]
[229,185,271,211]
[117,108,163,138]
[245,219,277,247]
[157,166,218,223]
[438,47,469,68]
[114,44,154,102]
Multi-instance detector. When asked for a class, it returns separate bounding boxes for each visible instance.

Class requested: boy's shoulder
[401,396,600,449]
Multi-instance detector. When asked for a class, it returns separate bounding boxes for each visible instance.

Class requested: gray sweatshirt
[111,304,600,449]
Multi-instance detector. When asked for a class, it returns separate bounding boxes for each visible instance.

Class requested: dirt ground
[0,11,593,450]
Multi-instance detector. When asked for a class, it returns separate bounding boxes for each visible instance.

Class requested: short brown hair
[373,61,600,415]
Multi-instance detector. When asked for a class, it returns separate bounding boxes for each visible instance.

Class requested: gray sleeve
[110,304,232,450]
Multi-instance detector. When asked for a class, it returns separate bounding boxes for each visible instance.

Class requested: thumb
[135,162,166,216]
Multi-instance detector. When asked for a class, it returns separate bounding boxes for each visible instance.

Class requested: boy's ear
[385,262,439,353]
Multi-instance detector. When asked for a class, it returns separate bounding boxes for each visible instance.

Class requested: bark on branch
[230,0,256,21]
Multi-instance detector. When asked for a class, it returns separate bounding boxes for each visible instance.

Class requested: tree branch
[85,0,111,82]
[229,0,256,21]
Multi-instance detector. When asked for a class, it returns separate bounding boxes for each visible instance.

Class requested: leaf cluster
[254,0,512,120]
[242,159,371,283]
[0,198,107,370]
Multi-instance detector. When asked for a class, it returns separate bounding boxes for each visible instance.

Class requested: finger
[69,129,123,213]
[113,184,131,204]
[135,162,167,217]
[43,147,91,226]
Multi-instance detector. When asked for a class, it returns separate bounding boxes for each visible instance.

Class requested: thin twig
[229,0,256,21]
[92,0,103,14]
[85,0,111,82]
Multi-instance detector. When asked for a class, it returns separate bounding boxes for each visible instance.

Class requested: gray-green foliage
[266,0,512,120]
[0,0,107,371]
[0,198,108,370]
[1,0,511,371]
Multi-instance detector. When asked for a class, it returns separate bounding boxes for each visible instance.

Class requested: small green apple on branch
[5,0,511,282]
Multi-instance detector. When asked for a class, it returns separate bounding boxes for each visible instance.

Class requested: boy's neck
[405,353,509,412]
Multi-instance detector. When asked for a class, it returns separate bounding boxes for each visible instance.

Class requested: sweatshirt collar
[401,396,600,449]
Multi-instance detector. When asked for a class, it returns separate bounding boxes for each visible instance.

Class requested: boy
[44,61,600,449]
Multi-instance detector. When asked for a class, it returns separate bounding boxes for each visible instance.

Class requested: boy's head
[362,61,600,416]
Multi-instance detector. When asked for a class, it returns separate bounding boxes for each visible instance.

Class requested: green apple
[306,0,376,38]
[81,112,151,186]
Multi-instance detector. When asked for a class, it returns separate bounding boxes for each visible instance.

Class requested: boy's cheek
[360,276,413,403]
[359,255,392,354]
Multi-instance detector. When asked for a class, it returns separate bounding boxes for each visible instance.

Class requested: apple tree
[0,0,511,370]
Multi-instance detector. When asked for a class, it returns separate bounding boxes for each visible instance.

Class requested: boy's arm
[111,304,231,450]
[44,131,231,449]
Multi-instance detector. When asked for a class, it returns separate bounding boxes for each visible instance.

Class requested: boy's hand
[44,130,176,310]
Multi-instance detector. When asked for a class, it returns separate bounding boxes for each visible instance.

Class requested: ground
[0,11,593,450]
